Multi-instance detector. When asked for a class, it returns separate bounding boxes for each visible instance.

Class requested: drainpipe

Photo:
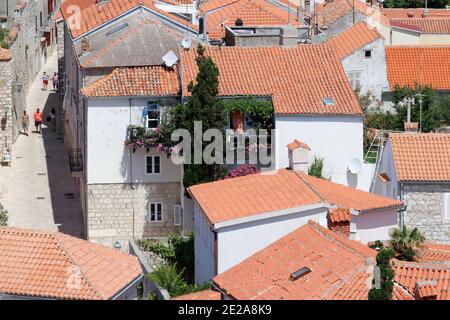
[398,181,405,228]
[213,230,218,276]
[129,98,135,240]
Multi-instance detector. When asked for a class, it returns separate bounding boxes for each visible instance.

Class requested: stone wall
[87,182,182,249]
[56,19,64,133]
[0,56,14,149]
[403,183,450,244]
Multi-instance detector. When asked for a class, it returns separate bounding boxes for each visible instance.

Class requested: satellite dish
[348,158,362,174]
[181,38,192,50]
[162,50,178,67]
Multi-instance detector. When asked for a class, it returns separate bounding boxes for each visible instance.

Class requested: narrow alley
[0,50,84,238]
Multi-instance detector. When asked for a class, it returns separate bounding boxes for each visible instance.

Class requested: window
[348,71,362,90]
[444,193,450,220]
[148,202,163,222]
[364,50,372,59]
[174,204,182,226]
[323,97,334,106]
[146,104,160,129]
[146,156,161,174]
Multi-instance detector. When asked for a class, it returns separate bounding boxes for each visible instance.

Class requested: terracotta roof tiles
[418,243,450,263]
[0,49,12,62]
[381,8,450,19]
[61,0,196,38]
[213,221,377,300]
[327,22,382,60]
[390,18,450,34]
[189,169,403,225]
[393,260,450,300]
[328,208,350,223]
[81,65,180,97]
[0,227,142,300]
[389,133,450,182]
[287,139,310,151]
[385,46,450,91]
[180,45,362,115]
[172,289,222,300]
[202,0,299,40]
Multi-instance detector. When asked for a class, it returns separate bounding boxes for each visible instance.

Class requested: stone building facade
[0,0,59,150]
[0,51,14,151]
[403,184,450,245]
[87,182,182,249]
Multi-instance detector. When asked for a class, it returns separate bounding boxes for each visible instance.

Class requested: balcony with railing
[69,148,83,173]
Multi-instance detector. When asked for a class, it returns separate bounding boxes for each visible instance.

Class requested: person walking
[51,72,59,91]
[50,108,56,132]
[34,108,43,134]
[21,111,29,136]
[42,72,49,91]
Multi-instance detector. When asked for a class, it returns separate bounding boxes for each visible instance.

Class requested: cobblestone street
[0,50,84,238]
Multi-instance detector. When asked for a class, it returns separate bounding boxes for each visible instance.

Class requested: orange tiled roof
[287,139,310,151]
[416,281,438,298]
[393,260,450,300]
[81,65,180,97]
[390,18,450,34]
[392,284,414,300]
[381,8,450,19]
[0,49,12,61]
[0,227,142,300]
[180,45,363,115]
[418,243,450,263]
[172,289,222,300]
[61,0,196,38]
[202,0,299,40]
[213,220,377,300]
[328,208,350,223]
[327,22,382,60]
[189,169,403,225]
[301,173,403,212]
[385,46,450,91]
[389,133,450,181]
[317,0,389,27]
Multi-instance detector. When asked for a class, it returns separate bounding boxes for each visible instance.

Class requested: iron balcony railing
[69,148,83,172]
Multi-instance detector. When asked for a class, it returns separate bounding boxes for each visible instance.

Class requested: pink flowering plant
[222,164,260,180]
[125,125,167,150]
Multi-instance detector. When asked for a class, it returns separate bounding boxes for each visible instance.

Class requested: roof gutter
[357,204,407,215]
[110,273,144,300]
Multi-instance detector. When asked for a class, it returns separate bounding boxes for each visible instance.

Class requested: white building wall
[86,98,182,185]
[373,140,399,199]
[341,38,390,100]
[275,115,365,189]
[194,203,216,284]
[389,28,420,45]
[216,207,328,275]
[352,209,398,244]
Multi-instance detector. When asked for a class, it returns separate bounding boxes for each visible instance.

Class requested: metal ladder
[365,129,401,193]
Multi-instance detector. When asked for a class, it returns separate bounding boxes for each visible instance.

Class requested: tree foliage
[160,44,227,190]
[222,164,260,179]
[389,225,426,261]
[308,156,324,179]
[383,0,449,9]
[148,263,210,298]
[223,97,274,132]
[368,248,395,300]
[0,203,8,226]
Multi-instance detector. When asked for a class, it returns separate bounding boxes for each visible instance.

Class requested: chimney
[327,208,351,238]
[404,122,419,133]
[287,139,310,173]
[281,25,298,47]
[414,281,438,300]
[81,37,90,52]
[201,14,208,41]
